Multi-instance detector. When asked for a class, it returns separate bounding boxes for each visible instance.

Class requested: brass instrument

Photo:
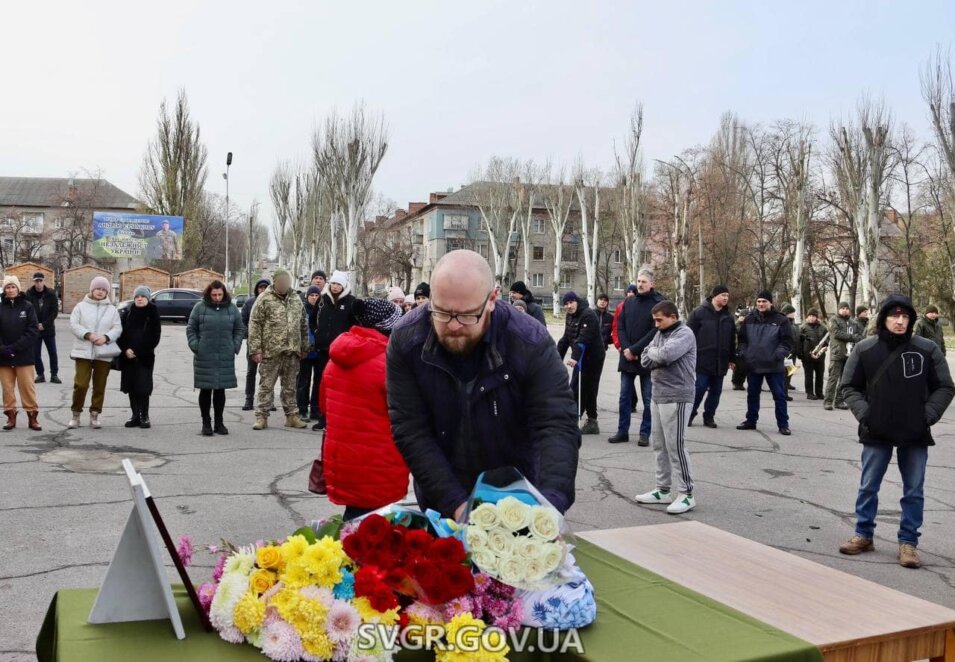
[809,332,830,360]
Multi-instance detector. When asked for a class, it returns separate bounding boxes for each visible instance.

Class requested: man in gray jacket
[635,301,698,514]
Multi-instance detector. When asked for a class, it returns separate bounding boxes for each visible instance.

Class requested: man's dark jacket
[595,306,614,348]
[311,292,355,351]
[241,279,271,340]
[616,288,666,374]
[687,299,737,376]
[386,302,580,518]
[798,321,828,361]
[523,292,547,327]
[0,295,39,367]
[557,299,605,365]
[737,307,793,374]
[24,286,58,338]
[842,295,954,447]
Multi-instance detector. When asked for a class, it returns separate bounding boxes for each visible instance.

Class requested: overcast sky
[3,0,954,224]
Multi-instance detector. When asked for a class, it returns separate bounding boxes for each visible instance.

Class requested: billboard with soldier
[92,212,184,261]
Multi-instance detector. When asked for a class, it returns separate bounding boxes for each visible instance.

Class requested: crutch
[576,342,586,419]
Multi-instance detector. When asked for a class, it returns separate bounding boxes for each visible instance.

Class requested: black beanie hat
[780,303,796,315]
[413,282,430,299]
[710,284,729,298]
[926,304,939,314]
[856,305,868,315]
[509,281,531,297]
[756,289,773,303]
[311,270,327,281]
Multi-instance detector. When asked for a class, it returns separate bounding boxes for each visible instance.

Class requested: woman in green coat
[186,280,244,436]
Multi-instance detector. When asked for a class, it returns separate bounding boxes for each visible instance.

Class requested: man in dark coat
[686,285,736,428]
[557,291,606,435]
[387,250,579,520]
[731,310,749,389]
[736,290,794,435]
[798,308,827,400]
[594,293,614,349]
[310,270,356,430]
[824,302,864,410]
[610,269,665,446]
[913,305,946,355]
[838,295,954,569]
[241,278,271,410]
[25,272,60,384]
[508,281,547,326]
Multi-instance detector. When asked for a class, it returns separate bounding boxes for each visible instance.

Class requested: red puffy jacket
[319,326,409,508]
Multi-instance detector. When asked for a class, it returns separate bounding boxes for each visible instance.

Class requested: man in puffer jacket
[320,298,409,520]
[736,289,794,436]
[508,281,546,326]
[557,292,606,435]
[248,268,308,430]
[636,300,698,514]
[838,294,954,569]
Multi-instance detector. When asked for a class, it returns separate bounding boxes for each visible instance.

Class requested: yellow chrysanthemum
[353,596,400,625]
[280,558,312,589]
[280,534,309,564]
[232,590,265,635]
[270,587,302,623]
[301,630,335,659]
[256,545,284,571]
[434,612,510,662]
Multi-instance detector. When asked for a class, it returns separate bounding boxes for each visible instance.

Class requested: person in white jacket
[68,276,122,429]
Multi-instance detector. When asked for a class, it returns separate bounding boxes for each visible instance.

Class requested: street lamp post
[224,152,233,286]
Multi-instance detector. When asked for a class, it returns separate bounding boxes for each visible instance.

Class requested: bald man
[386,250,580,519]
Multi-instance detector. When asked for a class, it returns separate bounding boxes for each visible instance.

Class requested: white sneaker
[666,494,696,514]
[67,413,81,429]
[90,412,101,429]
[634,489,673,504]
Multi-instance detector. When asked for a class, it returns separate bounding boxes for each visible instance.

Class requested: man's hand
[623,348,635,361]
[125,349,135,359]
[729,362,736,371]
[566,358,577,368]
[92,335,107,346]
[453,502,467,522]
[252,353,263,364]
[37,323,44,331]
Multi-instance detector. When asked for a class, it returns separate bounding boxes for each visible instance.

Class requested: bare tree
[269,161,316,278]
[516,160,543,283]
[614,103,648,284]
[884,125,929,298]
[574,161,605,304]
[774,121,814,319]
[467,157,523,281]
[656,156,696,318]
[137,90,209,265]
[540,167,575,314]
[313,103,388,285]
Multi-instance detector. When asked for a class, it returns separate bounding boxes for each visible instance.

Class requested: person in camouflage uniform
[913,304,946,354]
[155,220,181,260]
[824,302,864,410]
[247,268,308,429]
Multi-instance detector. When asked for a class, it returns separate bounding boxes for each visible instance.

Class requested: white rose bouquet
[461,468,573,591]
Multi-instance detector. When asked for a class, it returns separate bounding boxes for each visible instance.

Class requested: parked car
[117,288,202,322]
[234,293,250,309]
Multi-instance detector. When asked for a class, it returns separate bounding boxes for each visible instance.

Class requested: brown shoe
[898,543,921,569]
[2,409,15,431]
[285,414,308,429]
[27,411,41,431]
[839,535,874,555]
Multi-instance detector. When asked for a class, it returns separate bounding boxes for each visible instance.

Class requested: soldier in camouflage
[823,302,864,410]
[247,268,308,429]
[155,220,181,260]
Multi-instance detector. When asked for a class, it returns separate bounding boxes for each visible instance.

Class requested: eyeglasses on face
[430,291,492,326]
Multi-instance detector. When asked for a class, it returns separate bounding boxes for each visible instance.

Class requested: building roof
[0,177,137,209]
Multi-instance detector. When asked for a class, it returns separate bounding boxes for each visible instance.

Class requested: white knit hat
[387,286,405,303]
[329,270,349,287]
[2,275,21,292]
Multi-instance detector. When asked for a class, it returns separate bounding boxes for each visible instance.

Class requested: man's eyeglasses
[430,292,492,326]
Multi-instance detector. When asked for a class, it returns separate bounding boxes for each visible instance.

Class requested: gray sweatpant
[650,401,694,496]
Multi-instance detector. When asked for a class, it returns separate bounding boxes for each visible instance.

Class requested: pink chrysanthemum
[299,585,334,607]
[260,620,305,662]
[325,600,361,643]
[491,600,524,630]
[442,595,476,621]
[405,601,443,624]
[197,582,216,613]
[211,553,227,583]
[176,535,194,567]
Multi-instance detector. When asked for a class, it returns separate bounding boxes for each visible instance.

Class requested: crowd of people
[1,253,953,569]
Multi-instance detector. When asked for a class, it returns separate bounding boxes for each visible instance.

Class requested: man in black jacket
[508,281,547,326]
[610,269,665,446]
[387,250,579,520]
[241,278,271,410]
[686,285,736,428]
[736,290,794,435]
[25,273,60,384]
[594,293,614,349]
[838,295,954,569]
[557,291,606,435]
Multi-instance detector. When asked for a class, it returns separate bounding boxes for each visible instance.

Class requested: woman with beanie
[117,286,162,428]
[319,298,409,520]
[69,276,122,429]
[0,276,41,431]
[296,285,322,420]
[186,280,244,436]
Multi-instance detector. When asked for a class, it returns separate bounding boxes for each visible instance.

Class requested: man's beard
[437,332,482,356]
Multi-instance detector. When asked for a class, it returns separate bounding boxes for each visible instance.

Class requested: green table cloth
[36,538,822,661]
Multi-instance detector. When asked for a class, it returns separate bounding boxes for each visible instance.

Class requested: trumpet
[809,332,830,359]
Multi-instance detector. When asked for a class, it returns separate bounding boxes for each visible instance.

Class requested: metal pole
[224,165,230,286]
[248,209,254,296]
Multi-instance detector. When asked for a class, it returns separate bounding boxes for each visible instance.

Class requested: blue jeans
[34,335,58,377]
[745,371,788,428]
[691,373,724,420]
[617,372,652,437]
[854,444,927,545]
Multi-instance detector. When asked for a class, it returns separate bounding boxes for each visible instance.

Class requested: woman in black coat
[117,285,162,428]
[0,276,40,431]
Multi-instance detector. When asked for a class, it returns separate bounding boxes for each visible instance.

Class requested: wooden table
[580,522,955,662]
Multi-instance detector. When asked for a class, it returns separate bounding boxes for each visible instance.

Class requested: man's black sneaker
[35,374,45,383]
[703,418,717,429]
[607,433,630,444]
[50,375,61,384]
[736,421,757,430]
[638,435,650,447]
[779,427,792,436]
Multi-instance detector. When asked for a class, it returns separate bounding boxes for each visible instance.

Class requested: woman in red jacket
[319,297,409,520]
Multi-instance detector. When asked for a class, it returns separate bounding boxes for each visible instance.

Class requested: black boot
[139,395,151,429]
[214,413,229,435]
[125,395,141,428]
[201,415,213,436]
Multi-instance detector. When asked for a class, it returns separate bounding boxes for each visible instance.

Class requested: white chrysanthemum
[497,496,532,532]
[469,502,500,529]
[223,551,256,577]
[209,572,249,630]
[540,542,564,574]
[529,506,561,541]
[487,527,514,557]
[465,525,489,551]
